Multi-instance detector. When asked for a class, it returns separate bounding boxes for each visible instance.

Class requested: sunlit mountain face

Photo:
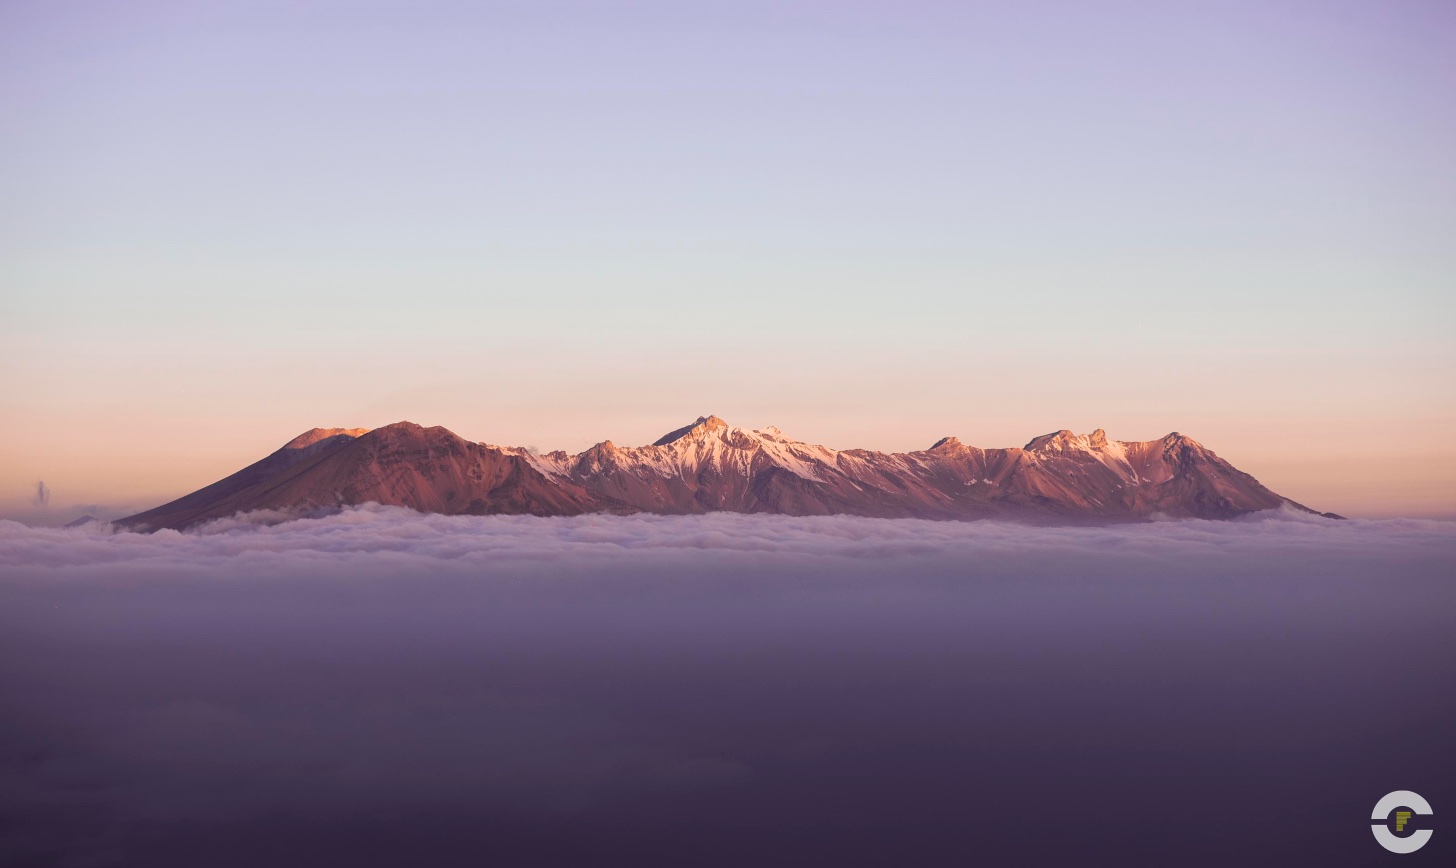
[118,417,1333,532]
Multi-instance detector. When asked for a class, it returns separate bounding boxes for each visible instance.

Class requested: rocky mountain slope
[118,417,1334,531]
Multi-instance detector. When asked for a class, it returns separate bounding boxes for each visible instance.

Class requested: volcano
[117,417,1335,531]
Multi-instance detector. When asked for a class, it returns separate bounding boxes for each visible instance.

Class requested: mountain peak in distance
[653,415,730,446]
[117,418,1339,531]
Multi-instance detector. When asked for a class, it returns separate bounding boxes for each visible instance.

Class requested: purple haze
[2,510,1454,865]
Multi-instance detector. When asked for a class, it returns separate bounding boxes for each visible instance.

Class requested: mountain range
[116,417,1336,531]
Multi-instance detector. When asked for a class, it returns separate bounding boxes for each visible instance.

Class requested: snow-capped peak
[1024,429,1090,452]
[567,417,840,483]
[652,415,729,446]
[1023,428,1122,454]
[1019,428,1140,480]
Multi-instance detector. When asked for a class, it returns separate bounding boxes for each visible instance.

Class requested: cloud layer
[5,504,1453,573]
[2,510,1454,867]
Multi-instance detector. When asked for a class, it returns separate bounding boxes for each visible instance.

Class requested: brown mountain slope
[118,428,370,531]
[121,423,614,532]
[118,417,1335,531]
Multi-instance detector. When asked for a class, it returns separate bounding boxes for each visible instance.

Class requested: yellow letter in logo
[1372,791,1433,854]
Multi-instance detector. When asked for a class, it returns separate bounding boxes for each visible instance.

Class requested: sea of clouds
[5,503,1454,575]
[3,509,1454,866]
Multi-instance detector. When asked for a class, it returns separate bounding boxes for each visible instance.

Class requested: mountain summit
[652,415,730,446]
[117,418,1335,531]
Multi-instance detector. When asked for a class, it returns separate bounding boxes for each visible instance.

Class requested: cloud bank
[2,510,1454,867]
[4,504,1453,574]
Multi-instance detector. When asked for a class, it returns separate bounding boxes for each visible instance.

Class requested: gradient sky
[1,0,1453,522]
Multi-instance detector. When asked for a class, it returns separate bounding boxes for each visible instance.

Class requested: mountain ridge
[116,418,1339,531]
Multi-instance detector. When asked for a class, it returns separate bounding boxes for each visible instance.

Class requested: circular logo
[1372,790,1433,854]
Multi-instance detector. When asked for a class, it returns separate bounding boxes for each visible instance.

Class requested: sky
[1,0,1453,521]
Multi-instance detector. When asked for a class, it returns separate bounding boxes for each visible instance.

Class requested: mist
[3,509,1454,866]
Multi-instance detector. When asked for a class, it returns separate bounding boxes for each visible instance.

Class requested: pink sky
[2,331,1452,522]
[2,1,1453,522]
